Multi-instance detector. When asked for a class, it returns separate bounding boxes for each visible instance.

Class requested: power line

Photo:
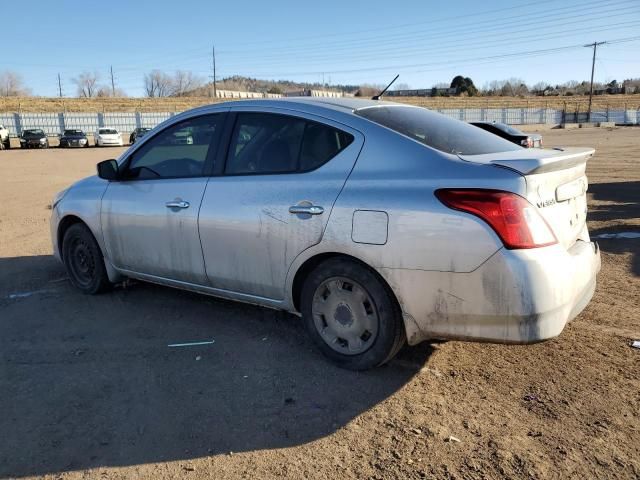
[109,16,640,83]
[215,17,640,71]
[218,0,638,56]
[207,35,640,78]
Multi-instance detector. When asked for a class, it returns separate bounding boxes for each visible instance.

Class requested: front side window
[123,114,221,180]
[356,106,520,155]
[225,113,353,175]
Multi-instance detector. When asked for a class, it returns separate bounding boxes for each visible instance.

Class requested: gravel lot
[0,127,638,479]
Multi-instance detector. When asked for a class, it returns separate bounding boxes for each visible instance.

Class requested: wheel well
[57,215,85,260]
[291,252,400,313]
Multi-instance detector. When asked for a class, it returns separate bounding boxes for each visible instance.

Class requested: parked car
[94,128,123,147]
[50,99,600,370]
[59,129,89,148]
[130,127,151,144]
[0,124,10,150]
[19,129,49,148]
[470,121,542,148]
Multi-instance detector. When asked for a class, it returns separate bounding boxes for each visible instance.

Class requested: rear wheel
[301,258,405,370]
[62,223,112,294]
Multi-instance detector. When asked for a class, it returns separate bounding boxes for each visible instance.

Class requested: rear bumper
[381,240,601,345]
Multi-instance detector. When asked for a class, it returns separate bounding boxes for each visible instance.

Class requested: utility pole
[211,45,217,98]
[110,65,115,96]
[57,73,63,97]
[584,41,606,123]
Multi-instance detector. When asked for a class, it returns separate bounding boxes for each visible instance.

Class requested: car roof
[176,97,409,126]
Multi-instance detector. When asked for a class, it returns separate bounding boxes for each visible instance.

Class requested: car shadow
[0,255,433,478]
[588,181,640,276]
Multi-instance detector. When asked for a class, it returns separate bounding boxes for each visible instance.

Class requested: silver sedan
[50,98,601,370]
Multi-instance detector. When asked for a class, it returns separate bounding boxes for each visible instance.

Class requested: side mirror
[97,159,119,181]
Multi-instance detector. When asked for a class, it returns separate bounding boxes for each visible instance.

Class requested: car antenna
[372,74,399,100]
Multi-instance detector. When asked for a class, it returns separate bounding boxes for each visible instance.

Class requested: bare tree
[144,70,173,97]
[0,70,31,96]
[72,72,99,98]
[391,82,410,91]
[95,86,128,97]
[171,70,203,96]
[532,81,550,94]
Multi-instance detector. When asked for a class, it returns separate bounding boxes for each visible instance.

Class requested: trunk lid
[459,147,594,249]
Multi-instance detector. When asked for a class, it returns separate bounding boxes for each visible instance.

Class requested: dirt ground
[0,128,638,480]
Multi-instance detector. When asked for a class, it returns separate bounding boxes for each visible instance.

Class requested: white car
[0,124,10,149]
[94,128,123,147]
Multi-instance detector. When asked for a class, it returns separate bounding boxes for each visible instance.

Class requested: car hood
[69,174,105,191]
[62,134,87,140]
[23,134,46,139]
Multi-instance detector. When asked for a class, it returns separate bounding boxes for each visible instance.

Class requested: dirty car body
[50,98,600,369]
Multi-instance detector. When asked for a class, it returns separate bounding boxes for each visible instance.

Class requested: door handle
[165,200,190,209]
[289,205,324,215]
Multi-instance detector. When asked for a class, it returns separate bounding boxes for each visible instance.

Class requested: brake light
[520,137,533,148]
[435,189,557,249]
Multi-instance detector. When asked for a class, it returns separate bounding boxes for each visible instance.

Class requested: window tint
[225,113,353,175]
[124,114,221,180]
[299,123,354,171]
[493,123,523,135]
[356,106,521,155]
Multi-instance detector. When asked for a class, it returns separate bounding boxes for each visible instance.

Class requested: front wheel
[62,223,112,294]
[301,258,405,370]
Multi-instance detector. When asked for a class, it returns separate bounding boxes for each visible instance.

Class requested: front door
[198,109,363,299]
[101,113,225,285]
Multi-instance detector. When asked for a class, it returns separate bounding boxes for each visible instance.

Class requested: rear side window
[225,113,354,175]
[356,106,520,155]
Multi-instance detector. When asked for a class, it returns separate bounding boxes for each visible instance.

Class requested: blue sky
[6,0,640,97]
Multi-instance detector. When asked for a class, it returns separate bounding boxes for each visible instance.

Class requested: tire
[62,223,112,294]
[301,258,405,370]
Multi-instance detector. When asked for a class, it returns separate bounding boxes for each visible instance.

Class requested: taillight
[520,137,533,148]
[435,189,557,249]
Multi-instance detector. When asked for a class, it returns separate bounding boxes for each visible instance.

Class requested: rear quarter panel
[284,124,526,308]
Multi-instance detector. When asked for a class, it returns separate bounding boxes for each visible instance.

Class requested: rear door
[198,108,363,299]
[101,113,225,284]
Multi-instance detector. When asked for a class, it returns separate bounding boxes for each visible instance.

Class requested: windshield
[356,106,521,155]
[24,129,45,136]
[64,129,84,136]
[138,128,150,133]
[99,129,117,135]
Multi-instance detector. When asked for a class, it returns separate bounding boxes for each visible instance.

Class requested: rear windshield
[24,129,45,136]
[355,106,521,155]
[493,122,523,135]
[99,129,117,134]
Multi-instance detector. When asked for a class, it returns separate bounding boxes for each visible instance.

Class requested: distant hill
[188,75,360,95]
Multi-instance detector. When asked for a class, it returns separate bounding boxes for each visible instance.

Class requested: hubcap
[69,238,95,286]
[311,277,379,355]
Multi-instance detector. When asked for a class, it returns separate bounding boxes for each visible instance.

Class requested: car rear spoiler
[458,147,595,175]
